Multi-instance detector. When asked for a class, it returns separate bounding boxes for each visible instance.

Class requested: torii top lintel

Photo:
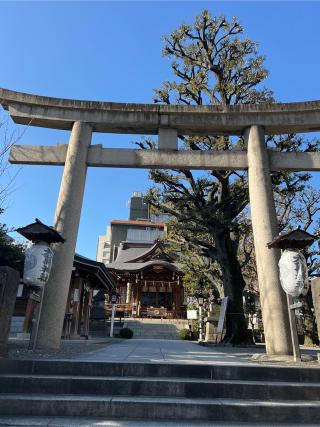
[1,88,320,135]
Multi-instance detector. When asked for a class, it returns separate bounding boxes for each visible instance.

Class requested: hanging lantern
[278,249,309,297]
[23,242,54,287]
[16,218,65,288]
[268,228,317,297]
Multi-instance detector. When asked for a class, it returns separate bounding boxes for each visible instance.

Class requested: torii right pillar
[246,125,292,356]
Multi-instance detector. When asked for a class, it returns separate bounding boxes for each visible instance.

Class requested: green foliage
[165,224,222,300]
[137,10,320,344]
[119,327,134,339]
[299,295,319,346]
[179,328,191,340]
[0,209,25,273]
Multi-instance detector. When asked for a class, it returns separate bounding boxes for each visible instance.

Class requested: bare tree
[0,116,24,209]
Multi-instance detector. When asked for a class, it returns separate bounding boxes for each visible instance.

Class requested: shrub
[119,327,133,339]
[179,328,191,340]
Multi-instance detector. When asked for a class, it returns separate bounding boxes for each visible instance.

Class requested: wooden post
[23,291,37,334]
[82,288,92,339]
[287,295,301,362]
[70,277,82,338]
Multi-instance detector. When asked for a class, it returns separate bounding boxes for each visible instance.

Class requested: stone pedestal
[204,310,219,342]
[246,125,292,356]
[205,320,216,342]
[0,267,20,357]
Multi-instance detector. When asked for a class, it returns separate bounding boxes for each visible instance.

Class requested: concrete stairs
[123,318,186,340]
[0,359,320,424]
[9,317,24,335]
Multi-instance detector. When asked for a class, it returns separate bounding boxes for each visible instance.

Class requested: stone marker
[0,266,20,357]
[311,278,320,342]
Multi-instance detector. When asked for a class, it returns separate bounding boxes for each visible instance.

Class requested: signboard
[208,306,220,322]
[187,296,197,305]
[111,294,117,304]
[73,289,79,302]
[187,309,198,320]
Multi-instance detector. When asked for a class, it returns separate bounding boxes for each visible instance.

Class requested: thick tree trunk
[214,229,254,345]
[301,294,319,346]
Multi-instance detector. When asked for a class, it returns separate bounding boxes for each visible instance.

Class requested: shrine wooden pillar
[70,277,83,338]
[82,287,92,338]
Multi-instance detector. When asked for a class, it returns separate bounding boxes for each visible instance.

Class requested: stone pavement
[75,338,260,364]
[1,416,319,427]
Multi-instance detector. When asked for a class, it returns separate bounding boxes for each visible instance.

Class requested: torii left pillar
[35,121,92,349]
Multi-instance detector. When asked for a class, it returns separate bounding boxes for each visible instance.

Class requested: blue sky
[1,1,320,259]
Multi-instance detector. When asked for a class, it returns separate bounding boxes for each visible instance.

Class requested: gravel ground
[7,337,121,360]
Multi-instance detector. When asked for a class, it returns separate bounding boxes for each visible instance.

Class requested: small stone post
[246,125,292,356]
[35,121,92,349]
[311,278,320,342]
[0,267,20,357]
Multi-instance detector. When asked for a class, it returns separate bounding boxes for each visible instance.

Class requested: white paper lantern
[278,248,309,297]
[23,242,53,287]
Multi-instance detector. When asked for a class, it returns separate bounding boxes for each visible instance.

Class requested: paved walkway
[75,339,256,364]
[2,416,316,427]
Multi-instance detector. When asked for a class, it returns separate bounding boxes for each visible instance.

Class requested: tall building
[109,219,165,262]
[128,191,149,220]
[96,192,167,265]
[96,226,111,265]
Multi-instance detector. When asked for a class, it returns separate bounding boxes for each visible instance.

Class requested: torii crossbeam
[2,88,320,355]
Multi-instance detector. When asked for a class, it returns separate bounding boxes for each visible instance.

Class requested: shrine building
[106,240,185,319]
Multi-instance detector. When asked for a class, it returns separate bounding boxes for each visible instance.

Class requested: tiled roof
[107,260,181,273]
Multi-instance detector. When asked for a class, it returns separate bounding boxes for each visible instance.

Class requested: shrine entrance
[2,87,320,355]
[105,241,185,319]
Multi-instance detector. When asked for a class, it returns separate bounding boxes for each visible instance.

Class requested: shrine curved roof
[107,240,182,274]
[114,245,151,263]
[107,259,182,274]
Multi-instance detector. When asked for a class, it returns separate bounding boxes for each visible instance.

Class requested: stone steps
[0,393,320,423]
[1,374,320,400]
[2,359,320,381]
[9,316,24,335]
[1,360,320,423]
[123,319,186,340]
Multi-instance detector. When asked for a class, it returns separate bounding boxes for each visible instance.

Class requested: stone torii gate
[2,88,320,355]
